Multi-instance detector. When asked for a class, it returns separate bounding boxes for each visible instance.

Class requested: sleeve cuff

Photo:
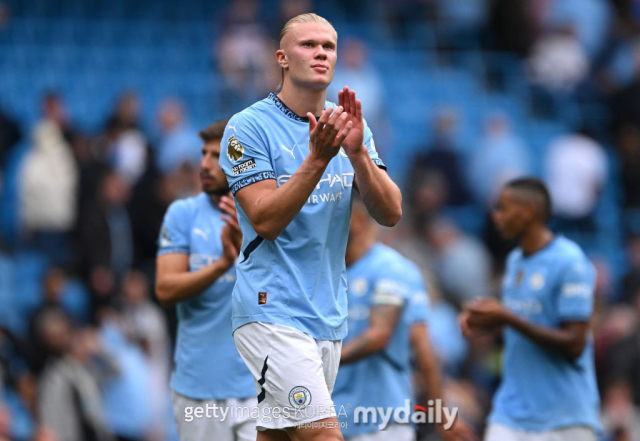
[231,171,277,195]
[157,247,189,256]
[373,158,387,170]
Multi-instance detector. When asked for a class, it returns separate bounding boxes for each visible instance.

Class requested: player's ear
[276,49,288,69]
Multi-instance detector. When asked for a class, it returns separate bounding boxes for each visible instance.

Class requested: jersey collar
[267,93,321,123]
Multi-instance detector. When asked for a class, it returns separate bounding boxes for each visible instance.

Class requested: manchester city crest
[289,386,312,409]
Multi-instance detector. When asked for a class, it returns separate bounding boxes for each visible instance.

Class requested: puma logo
[281,143,296,159]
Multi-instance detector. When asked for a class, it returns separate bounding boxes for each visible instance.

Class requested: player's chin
[307,74,333,89]
[498,227,518,240]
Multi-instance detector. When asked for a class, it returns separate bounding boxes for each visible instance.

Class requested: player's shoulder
[371,244,421,279]
[165,193,207,219]
[550,236,589,264]
[506,247,524,267]
[227,101,269,131]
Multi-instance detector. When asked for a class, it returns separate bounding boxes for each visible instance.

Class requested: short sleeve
[362,118,386,170]
[406,283,430,325]
[219,114,275,195]
[157,200,191,256]
[371,259,411,308]
[556,259,595,322]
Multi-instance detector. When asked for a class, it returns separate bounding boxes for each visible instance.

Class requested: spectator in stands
[104,117,147,187]
[488,0,535,55]
[98,312,154,441]
[618,124,640,210]
[36,311,112,441]
[19,93,78,265]
[155,99,200,175]
[28,267,73,372]
[0,108,21,187]
[435,0,488,35]
[612,43,640,132]
[426,217,492,306]
[528,24,589,93]
[543,0,612,60]
[217,0,278,99]
[545,128,608,231]
[409,108,471,211]
[76,168,133,306]
[120,270,169,439]
[621,234,640,304]
[468,112,531,207]
[110,92,142,131]
[328,38,384,126]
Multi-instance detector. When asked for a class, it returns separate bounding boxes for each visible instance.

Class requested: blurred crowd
[2,1,640,441]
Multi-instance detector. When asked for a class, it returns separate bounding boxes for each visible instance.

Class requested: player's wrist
[345,143,367,159]
[215,256,235,272]
[305,151,332,170]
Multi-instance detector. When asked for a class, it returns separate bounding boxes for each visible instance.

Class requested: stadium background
[1,0,640,440]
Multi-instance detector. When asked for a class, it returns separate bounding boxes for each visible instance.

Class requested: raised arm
[339,86,402,226]
[234,107,353,241]
[155,231,235,307]
[155,196,241,307]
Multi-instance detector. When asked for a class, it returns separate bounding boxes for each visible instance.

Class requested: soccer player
[219,13,402,441]
[333,198,476,441]
[459,178,601,441]
[156,120,257,441]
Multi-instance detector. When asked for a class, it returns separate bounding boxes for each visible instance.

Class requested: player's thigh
[346,424,415,441]
[234,322,337,430]
[484,424,527,441]
[171,391,233,441]
[232,397,259,441]
[286,416,343,441]
[316,339,342,395]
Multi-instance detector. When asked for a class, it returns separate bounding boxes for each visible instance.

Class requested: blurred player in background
[333,197,476,441]
[459,178,601,441]
[155,120,256,441]
[219,12,402,441]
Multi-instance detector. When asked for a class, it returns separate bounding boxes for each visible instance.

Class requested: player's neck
[277,84,327,118]
[346,234,376,267]
[520,225,554,256]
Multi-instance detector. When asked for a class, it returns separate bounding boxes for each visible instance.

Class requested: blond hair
[276,13,336,91]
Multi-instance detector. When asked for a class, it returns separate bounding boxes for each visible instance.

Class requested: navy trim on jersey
[373,158,387,171]
[230,171,277,195]
[242,236,265,262]
[268,93,310,123]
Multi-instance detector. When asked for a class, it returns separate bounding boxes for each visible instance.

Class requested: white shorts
[171,390,257,441]
[485,424,597,441]
[346,424,416,441]
[233,322,342,431]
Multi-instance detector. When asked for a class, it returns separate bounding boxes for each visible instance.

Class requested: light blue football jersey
[333,243,428,437]
[219,93,385,341]
[157,193,255,400]
[488,236,601,433]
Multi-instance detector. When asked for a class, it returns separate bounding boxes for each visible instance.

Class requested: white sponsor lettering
[561,283,591,297]
[505,298,543,315]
